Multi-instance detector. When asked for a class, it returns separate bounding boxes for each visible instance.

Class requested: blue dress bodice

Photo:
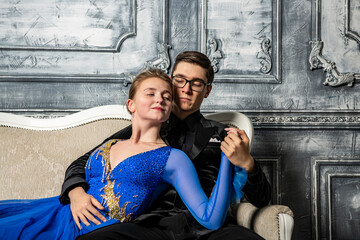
[85,139,171,223]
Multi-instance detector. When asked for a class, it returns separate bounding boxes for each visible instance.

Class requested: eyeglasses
[171,76,211,92]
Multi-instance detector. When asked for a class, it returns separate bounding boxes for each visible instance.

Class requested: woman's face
[127,77,173,123]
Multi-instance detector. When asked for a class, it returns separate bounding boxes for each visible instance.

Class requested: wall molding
[327,173,360,240]
[0,0,169,84]
[199,0,282,84]
[202,110,360,129]
[310,0,359,87]
[256,157,281,204]
[311,158,360,240]
[0,0,137,53]
[344,0,360,45]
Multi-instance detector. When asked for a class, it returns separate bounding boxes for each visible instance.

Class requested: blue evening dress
[0,139,247,239]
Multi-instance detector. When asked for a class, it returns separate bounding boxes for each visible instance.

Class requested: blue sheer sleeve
[163,148,238,230]
[231,166,248,205]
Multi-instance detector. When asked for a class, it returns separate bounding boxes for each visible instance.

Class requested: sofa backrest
[0,105,132,200]
[0,105,253,200]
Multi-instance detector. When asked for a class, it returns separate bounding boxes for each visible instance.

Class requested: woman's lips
[152,107,164,111]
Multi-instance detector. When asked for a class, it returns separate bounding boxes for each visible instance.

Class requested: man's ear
[127,99,135,113]
[204,85,212,98]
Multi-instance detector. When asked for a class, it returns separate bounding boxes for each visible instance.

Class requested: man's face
[172,62,212,119]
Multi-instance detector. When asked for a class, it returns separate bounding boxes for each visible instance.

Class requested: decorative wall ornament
[256,38,272,74]
[122,72,135,87]
[144,42,172,74]
[239,110,360,129]
[207,38,223,73]
[309,41,355,87]
[251,114,360,127]
[122,42,172,87]
[198,110,360,129]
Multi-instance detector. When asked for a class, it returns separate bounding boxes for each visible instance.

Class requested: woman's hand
[220,128,256,173]
[68,187,107,229]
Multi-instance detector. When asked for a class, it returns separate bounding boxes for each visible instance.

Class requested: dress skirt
[0,196,79,240]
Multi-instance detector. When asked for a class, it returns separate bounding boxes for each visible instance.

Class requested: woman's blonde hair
[127,68,173,113]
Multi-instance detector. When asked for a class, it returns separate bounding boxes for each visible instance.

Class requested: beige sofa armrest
[232,203,294,240]
[232,202,258,229]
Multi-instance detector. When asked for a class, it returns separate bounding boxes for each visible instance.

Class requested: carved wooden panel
[257,157,281,204]
[200,0,281,83]
[0,0,136,52]
[0,0,169,83]
[311,158,360,239]
[309,0,360,87]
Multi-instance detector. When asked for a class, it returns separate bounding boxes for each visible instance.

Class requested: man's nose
[182,81,192,92]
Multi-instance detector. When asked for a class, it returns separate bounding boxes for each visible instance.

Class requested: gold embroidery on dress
[99,139,133,222]
[101,178,132,222]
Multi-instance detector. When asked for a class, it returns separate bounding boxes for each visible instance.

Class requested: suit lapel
[188,124,216,160]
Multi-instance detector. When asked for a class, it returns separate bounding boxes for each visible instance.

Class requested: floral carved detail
[207,38,223,73]
[144,42,172,74]
[256,38,272,74]
[309,41,355,87]
[122,72,135,87]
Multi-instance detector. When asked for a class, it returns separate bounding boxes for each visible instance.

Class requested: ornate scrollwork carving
[309,41,355,87]
[207,38,223,73]
[244,111,360,129]
[256,38,272,74]
[251,115,360,125]
[144,42,172,73]
[122,72,135,87]
[122,42,172,87]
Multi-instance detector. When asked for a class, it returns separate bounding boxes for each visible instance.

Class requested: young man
[60,51,271,240]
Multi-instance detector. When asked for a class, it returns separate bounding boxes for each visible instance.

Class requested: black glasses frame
[171,75,211,92]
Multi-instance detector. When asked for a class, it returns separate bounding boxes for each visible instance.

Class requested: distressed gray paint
[0,0,136,52]
[0,0,359,239]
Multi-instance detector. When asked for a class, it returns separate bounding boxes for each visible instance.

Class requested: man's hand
[220,128,256,173]
[68,187,107,230]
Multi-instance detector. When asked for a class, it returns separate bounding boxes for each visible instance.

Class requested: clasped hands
[220,128,256,174]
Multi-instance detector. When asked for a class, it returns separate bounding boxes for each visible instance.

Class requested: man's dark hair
[172,51,214,84]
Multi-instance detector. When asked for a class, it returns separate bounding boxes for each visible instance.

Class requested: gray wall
[1,0,359,239]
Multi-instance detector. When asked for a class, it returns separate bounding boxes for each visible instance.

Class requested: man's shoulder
[200,114,227,130]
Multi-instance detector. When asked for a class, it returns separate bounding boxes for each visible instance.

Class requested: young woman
[0,69,246,239]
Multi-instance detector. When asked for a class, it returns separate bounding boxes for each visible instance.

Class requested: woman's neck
[130,118,163,144]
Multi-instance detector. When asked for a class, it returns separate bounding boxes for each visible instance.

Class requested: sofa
[0,105,294,240]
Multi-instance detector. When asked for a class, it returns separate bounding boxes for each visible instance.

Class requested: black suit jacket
[59,112,271,210]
